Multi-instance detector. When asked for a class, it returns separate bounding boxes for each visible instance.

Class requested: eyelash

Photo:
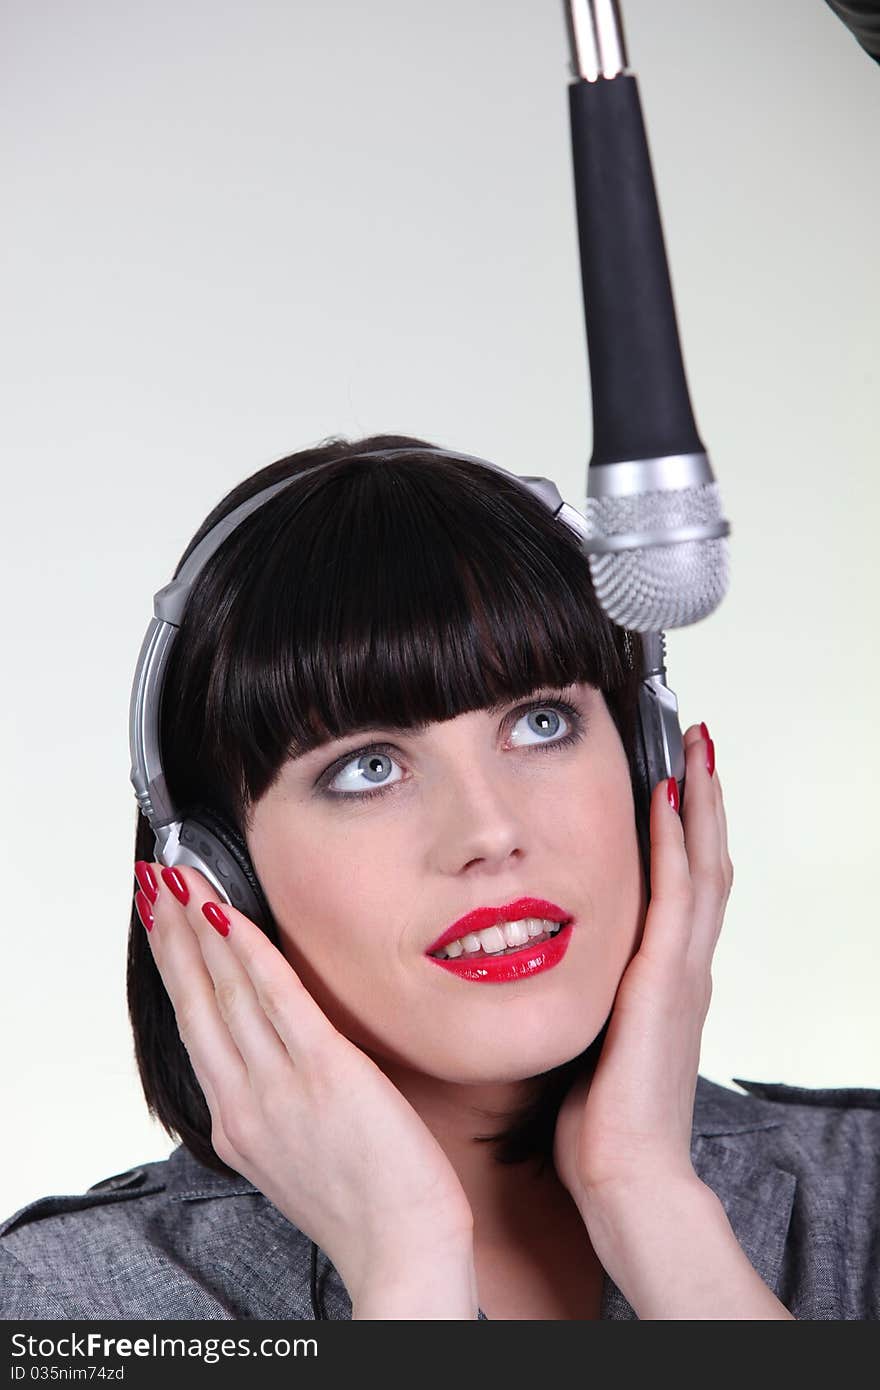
[317,698,587,803]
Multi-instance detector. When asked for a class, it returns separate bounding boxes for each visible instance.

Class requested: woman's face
[245,680,647,1084]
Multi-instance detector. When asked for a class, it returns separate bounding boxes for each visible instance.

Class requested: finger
[138,866,250,1123]
[683,724,729,880]
[716,774,731,873]
[165,865,335,1069]
[643,770,694,963]
[679,725,723,891]
[712,766,734,907]
[683,722,732,896]
[159,866,297,1097]
[680,728,729,965]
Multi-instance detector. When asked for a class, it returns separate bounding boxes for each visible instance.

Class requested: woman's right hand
[133,860,475,1310]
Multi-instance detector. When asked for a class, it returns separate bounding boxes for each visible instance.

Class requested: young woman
[2,434,876,1320]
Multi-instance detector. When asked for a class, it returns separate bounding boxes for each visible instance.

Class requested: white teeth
[432,917,564,959]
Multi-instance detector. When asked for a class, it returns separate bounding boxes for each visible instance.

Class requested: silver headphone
[129,446,684,932]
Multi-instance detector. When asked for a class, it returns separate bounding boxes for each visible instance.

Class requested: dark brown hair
[127,433,648,1181]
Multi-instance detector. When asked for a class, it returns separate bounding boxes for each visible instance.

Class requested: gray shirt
[2,1074,878,1320]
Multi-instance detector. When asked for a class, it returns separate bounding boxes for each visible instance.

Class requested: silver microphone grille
[584,479,730,631]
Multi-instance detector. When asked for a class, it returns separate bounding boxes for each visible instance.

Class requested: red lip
[427,922,574,983]
[425,896,573,956]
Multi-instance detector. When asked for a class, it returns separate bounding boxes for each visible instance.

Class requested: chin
[431,1022,607,1087]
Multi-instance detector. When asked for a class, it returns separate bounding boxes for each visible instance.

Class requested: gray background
[2,0,878,1215]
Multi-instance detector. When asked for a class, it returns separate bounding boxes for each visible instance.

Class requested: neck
[369,1058,580,1247]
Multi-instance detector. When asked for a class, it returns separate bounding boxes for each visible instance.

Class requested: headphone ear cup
[176,806,280,945]
[630,721,653,899]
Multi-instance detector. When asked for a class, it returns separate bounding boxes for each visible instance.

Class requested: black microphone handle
[568,73,706,468]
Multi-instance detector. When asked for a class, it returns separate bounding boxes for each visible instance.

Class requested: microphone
[564,0,731,634]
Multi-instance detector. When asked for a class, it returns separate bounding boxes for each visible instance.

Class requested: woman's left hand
[553,722,733,1213]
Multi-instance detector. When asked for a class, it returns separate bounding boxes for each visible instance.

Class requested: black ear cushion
[630,742,653,900]
[184,805,281,947]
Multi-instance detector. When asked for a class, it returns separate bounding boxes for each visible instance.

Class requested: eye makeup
[313,690,588,804]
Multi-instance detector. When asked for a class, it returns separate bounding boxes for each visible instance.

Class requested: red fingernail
[700,721,711,743]
[705,738,715,777]
[134,891,153,932]
[160,866,190,905]
[202,902,230,937]
[134,861,158,905]
[666,777,680,812]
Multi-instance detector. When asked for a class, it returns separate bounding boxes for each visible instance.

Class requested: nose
[432,755,525,874]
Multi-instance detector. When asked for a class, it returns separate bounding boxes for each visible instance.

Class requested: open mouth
[429,919,568,960]
[426,921,574,982]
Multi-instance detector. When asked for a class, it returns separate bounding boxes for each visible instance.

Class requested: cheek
[558,744,636,859]
[559,750,644,941]
[246,815,336,951]
[246,822,380,1040]
[247,814,402,989]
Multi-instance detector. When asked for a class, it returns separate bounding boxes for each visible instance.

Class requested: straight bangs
[161,439,642,833]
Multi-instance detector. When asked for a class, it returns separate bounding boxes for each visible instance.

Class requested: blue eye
[319,697,586,803]
[326,749,404,798]
[510,705,567,748]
